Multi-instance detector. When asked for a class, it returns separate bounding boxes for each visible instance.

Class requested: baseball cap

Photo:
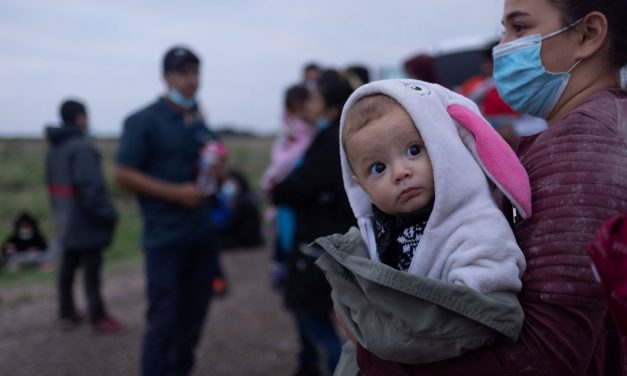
[163,46,200,72]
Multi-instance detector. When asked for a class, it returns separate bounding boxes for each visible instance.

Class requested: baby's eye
[407,144,422,157]
[369,162,386,176]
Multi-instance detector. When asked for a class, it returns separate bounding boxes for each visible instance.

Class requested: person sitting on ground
[1,212,51,272]
[216,169,264,250]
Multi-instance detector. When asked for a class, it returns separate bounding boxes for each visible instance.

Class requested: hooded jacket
[45,125,117,251]
[339,79,528,293]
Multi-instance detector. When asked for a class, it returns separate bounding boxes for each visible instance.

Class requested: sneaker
[92,317,124,333]
[59,313,84,332]
[212,276,228,297]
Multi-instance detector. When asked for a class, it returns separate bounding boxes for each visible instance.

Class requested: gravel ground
[0,246,300,376]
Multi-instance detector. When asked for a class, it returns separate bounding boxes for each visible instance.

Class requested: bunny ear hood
[340,79,530,223]
[339,79,529,289]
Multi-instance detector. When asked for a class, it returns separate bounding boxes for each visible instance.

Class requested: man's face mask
[168,88,196,109]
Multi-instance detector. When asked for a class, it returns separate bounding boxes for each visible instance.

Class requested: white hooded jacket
[339,79,530,293]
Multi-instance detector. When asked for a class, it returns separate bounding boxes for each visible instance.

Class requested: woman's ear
[574,11,609,61]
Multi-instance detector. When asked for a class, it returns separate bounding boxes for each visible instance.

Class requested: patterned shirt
[372,202,434,271]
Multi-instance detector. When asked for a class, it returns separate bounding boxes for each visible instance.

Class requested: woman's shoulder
[560,89,627,137]
[522,89,627,153]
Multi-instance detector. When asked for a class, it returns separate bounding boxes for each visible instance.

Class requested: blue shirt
[116,97,217,250]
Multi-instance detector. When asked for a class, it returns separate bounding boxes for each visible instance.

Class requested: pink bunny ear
[447,104,532,218]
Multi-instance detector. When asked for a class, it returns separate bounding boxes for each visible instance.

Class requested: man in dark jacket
[45,99,122,333]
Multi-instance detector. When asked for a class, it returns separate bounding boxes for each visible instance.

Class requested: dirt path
[0,246,299,376]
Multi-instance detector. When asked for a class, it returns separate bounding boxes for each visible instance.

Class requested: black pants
[141,244,216,376]
[58,248,106,322]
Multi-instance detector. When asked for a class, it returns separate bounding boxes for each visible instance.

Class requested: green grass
[0,136,272,287]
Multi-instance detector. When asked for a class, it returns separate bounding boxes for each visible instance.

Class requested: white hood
[339,79,530,293]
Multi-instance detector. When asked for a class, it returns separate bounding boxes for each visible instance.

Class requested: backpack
[587,214,627,335]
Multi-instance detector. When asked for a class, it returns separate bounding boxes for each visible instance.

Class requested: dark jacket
[116,98,216,251]
[218,191,264,250]
[271,122,355,313]
[272,122,355,244]
[45,125,117,251]
[356,89,627,375]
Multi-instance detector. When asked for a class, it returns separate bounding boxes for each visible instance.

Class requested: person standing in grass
[114,45,219,376]
[45,99,122,333]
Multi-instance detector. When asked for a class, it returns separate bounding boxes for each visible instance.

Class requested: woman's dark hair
[549,0,627,67]
[317,69,354,112]
[284,84,309,112]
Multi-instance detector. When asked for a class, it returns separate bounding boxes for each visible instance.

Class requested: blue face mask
[315,117,331,130]
[493,19,582,118]
[168,88,196,109]
[220,180,238,202]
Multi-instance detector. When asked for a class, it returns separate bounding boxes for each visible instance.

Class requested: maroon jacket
[356,89,627,375]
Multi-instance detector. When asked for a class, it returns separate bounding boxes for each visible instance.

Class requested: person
[114,45,219,376]
[312,79,529,372]
[403,53,441,84]
[271,70,355,376]
[216,169,263,250]
[303,62,321,91]
[344,65,370,90]
[261,84,316,194]
[262,84,316,289]
[354,0,627,374]
[200,140,230,297]
[1,212,51,272]
[45,99,122,333]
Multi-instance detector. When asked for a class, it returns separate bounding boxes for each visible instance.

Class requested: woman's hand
[334,306,358,345]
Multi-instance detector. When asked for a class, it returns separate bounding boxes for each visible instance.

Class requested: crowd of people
[2,0,627,375]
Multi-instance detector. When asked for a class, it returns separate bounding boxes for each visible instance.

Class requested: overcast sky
[0,0,504,137]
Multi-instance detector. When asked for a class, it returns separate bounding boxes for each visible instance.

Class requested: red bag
[587,214,627,335]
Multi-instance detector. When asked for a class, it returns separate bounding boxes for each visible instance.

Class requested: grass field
[0,136,273,286]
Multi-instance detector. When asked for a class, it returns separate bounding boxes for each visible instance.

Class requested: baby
[314,79,531,369]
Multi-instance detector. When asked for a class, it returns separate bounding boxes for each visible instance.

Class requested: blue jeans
[141,243,217,376]
[296,312,342,375]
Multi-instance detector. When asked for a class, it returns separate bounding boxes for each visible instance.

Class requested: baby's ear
[351,174,360,185]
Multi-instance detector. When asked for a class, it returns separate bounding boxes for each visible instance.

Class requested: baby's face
[346,105,434,216]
